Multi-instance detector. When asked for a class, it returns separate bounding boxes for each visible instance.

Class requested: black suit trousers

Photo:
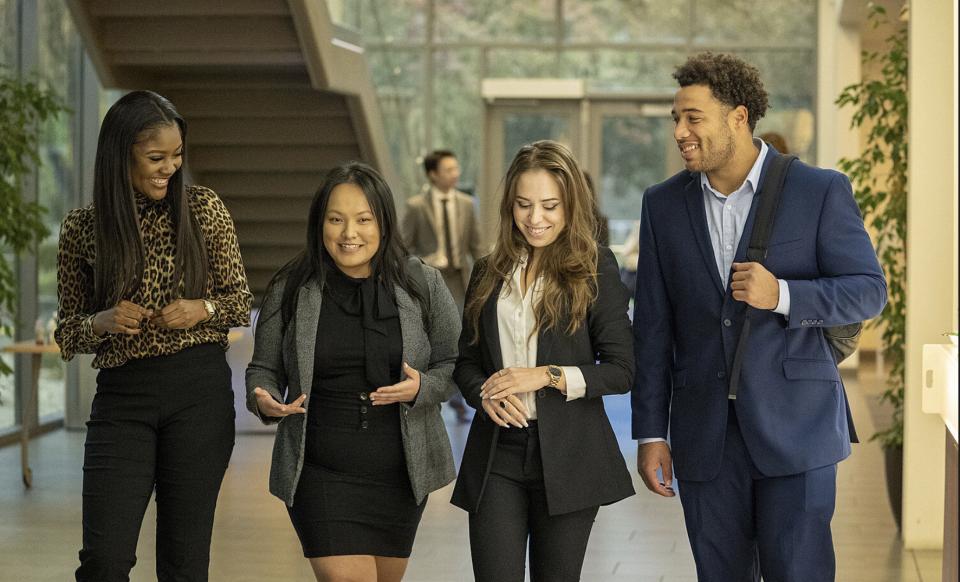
[75,344,235,582]
[468,423,599,582]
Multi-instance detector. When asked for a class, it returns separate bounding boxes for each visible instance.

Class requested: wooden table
[1,341,59,488]
[2,330,244,488]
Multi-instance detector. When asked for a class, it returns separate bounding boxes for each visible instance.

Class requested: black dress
[287,266,426,558]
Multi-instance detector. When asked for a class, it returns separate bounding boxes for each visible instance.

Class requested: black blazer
[450,247,636,516]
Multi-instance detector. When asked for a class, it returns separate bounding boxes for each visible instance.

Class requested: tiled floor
[0,362,943,581]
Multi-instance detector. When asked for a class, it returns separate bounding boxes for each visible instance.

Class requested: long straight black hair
[263,161,428,328]
[92,90,208,310]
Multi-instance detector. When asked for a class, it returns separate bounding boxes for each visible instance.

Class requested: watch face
[548,365,561,378]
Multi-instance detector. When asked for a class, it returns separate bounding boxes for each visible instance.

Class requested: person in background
[246,162,461,582]
[402,149,485,422]
[452,140,635,582]
[759,131,790,155]
[56,90,252,581]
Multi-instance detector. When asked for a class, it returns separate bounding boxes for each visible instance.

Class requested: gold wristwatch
[202,299,216,321]
[546,365,563,388]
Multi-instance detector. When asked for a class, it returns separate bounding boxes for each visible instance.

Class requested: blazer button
[360,406,368,414]
[359,392,368,401]
[717,371,726,379]
[361,420,369,430]
[537,389,546,399]
[723,318,732,327]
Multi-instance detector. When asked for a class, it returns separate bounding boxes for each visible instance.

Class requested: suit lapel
[295,281,322,394]
[481,280,504,371]
[684,175,725,296]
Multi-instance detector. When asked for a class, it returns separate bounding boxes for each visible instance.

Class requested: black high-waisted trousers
[75,344,235,582]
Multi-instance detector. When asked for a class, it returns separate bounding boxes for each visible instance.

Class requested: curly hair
[673,52,769,132]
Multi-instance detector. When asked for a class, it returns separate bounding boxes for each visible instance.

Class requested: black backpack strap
[727,152,797,399]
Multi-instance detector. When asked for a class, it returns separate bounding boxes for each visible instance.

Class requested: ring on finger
[499,401,506,409]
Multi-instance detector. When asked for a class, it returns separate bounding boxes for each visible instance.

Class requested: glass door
[588,101,682,252]
[481,101,581,233]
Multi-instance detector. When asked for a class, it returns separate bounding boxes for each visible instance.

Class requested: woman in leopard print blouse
[55,90,252,581]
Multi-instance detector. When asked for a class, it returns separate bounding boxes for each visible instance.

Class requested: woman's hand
[481,394,530,428]
[92,300,153,336]
[371,362,421,405]
[480,367,548,400]
[253,387,306,418]
[151,299,208,330]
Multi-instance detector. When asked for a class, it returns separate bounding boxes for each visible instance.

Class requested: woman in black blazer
[451,140,635,581]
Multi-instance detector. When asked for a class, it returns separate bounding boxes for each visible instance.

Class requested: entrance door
[481,101,581,233]
[588,101,682,250]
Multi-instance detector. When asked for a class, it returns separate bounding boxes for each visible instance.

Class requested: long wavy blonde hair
[465,140,599,344]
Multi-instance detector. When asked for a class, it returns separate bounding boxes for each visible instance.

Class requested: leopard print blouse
[55,185,253,369]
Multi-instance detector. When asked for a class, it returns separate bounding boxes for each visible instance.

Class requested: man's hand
[637,441,676,498]
[730,262,779,310]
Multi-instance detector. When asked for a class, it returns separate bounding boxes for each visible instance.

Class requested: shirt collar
[700,138,769,199]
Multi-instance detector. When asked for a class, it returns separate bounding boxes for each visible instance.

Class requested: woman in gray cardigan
[245,162,460,582]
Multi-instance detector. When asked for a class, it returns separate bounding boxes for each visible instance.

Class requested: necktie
[441,197,456,270]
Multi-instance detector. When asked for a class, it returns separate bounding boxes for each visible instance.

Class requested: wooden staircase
[65,0,395,301]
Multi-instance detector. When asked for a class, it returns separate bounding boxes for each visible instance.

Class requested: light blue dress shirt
[699,139,790,317]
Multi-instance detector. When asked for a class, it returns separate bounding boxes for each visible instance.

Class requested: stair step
[189,117,357,147]
[101,16,299,52]
[190,145,362,172]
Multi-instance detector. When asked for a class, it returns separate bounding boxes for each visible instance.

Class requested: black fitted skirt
[287,395,426,558]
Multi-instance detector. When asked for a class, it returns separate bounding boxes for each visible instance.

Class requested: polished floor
[0,357,943,581]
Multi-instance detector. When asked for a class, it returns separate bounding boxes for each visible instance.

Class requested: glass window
[367,49,426,199]
[0,0,17,431]
[435,0,557,43]
[692,0,816,46]
[433,49,482,195]
[1,0,16,67]
[738,49,817,161]
[354,0,426,43]
[563,50,685,95]
[486,49,563,78]
[36,0,80,420]
[564,0,689,44]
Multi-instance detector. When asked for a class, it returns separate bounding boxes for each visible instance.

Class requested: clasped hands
[252,362,422,418]
[477,367,550,429]
[91,299,210,336]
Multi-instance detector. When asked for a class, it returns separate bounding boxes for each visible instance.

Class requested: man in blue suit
[631,52,887,581]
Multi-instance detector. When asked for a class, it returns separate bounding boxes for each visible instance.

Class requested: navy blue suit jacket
[631,152,887,481]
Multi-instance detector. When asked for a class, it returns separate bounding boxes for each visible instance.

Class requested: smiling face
[672,84,738,174]
[512,169,566,255]
[130,123,183,201]
[322,182,381,278]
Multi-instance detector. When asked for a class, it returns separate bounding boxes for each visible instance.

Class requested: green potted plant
[0,68,67,376]
[835,2,908,528]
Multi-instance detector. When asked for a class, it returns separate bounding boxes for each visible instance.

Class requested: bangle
[82,313,100,339]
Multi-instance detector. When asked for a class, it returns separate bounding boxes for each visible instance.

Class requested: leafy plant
[835,3,907,448]
[0,68,67,375]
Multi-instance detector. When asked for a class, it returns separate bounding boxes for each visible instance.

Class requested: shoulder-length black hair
[265,161,428,327]
[92,90,208,310]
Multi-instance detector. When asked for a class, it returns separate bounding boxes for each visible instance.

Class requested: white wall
[902,0,955,549]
